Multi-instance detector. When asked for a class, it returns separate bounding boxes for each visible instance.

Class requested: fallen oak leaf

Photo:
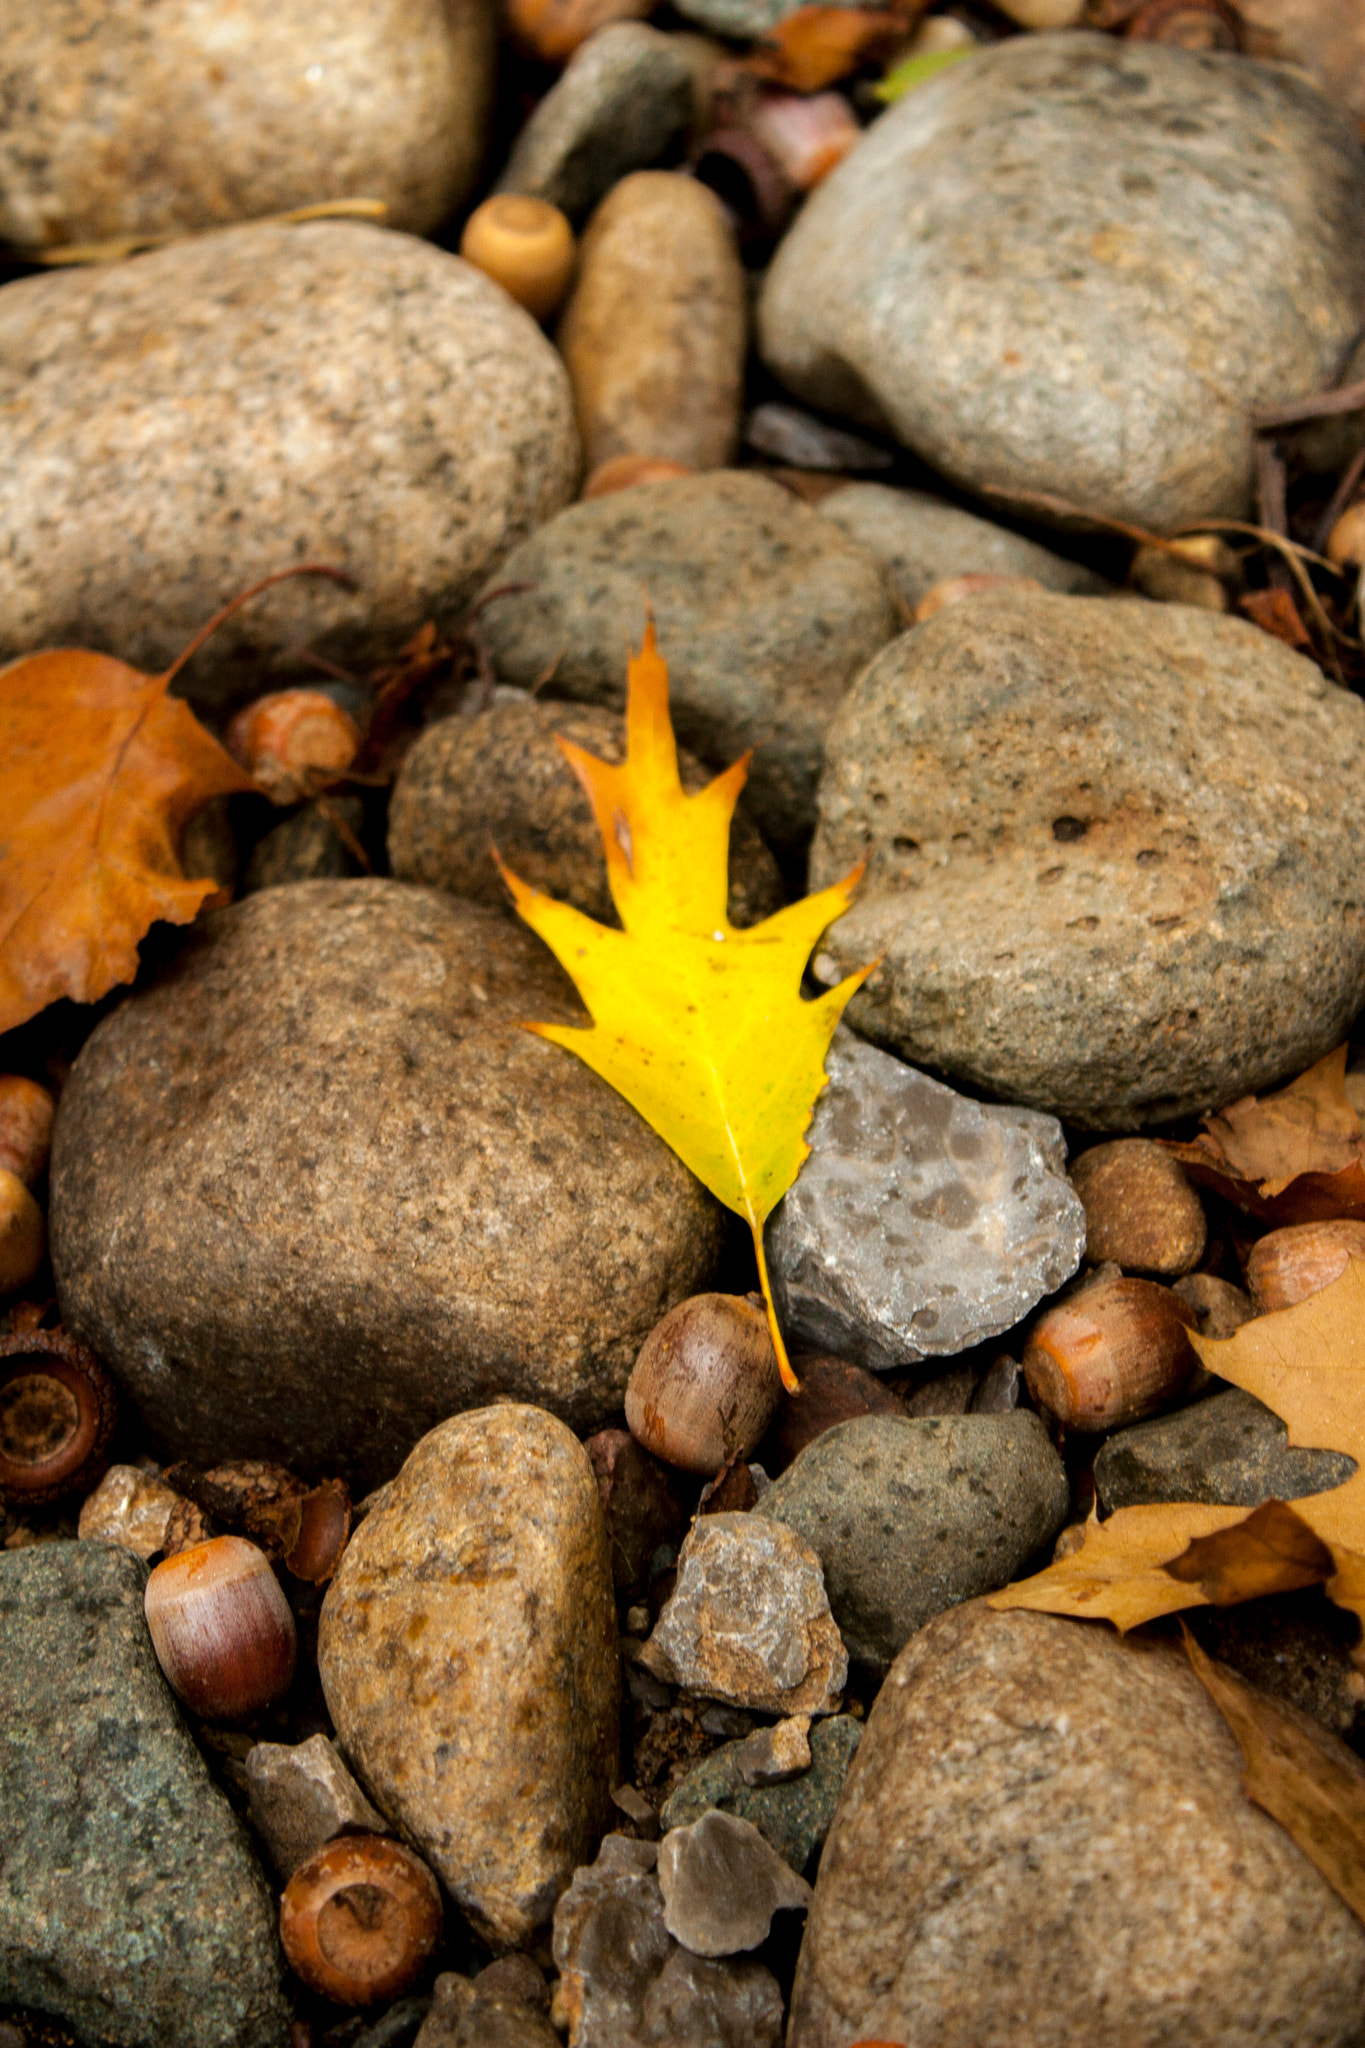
[1164,1497,1336,1604]
[499,623,874,1391]
[746,4,916,92]
[1163,1045,1365,1224]
[1184,1627,1365,1927]
[990,1259,1365,1640]
[0,564,351,1034]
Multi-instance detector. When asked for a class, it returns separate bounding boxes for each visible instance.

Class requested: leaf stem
[160,564,356,690]
[752,1224,800,1394]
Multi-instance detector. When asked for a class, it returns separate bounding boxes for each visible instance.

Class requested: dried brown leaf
[1164,1498,1335,1604]
[1163,1046,1365,1222]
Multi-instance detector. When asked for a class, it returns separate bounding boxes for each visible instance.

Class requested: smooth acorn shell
[626,1292,783,1475]
[1246,1220,1365,1315]
[1022,1276,1199,1433]
[460,195,576,322]
[0,1327,116,1503]
[0,1167,45,1294]
[280,1834,442,2006]
[0,1075,55,1185]
[144,1534,296,1721]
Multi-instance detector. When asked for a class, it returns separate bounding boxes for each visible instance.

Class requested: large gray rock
[497,24,694,224]
[759,36,1365,532]
[319,1406,619,1951]
[478,472,898,851]
[759,1414,1070,1671]
[767,1030,1084,1369]
[0,0,495,255]
[388,693,783,929]
[1094,1387,1357,1514]
[0,222,578,711]
[0,1543,289,2048]
[788,1600,1365,2048]
[820,483,1110,613]
[50,882,721,1491]
[812,589,1365,1128]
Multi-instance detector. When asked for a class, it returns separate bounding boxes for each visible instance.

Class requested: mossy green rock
[0,1542,289,2048]
[660,1715,861,1873]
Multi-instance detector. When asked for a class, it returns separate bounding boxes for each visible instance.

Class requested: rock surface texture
[642,1512,847,1715]
[50,882,721,1488]
[656,1811,812,1956]
[480,473,898,850]
[389,693,783,928]
[318,1406,619,1950]
[788,1600,1365,2048]
[0,222,578,709]
[0,0,495,254]
[660,1714,862,1871]
[760,36,1365,531]
[821,483,1110,612]
[812,590,1365,1127]
[768,1030,1084,1366]
[552,1833,785,2047]
[760,1414,1070,1670]
[0,1543,289,2048]
[498,25,694,223]
[1093,1387,1358,1514]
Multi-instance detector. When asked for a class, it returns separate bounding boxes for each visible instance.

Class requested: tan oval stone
[0,221,579,712]
[318,1405,620,1951]
[557,171,746,472]
[0,0,495,255]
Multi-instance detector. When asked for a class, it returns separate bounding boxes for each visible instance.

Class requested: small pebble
[736,1715,811,1786]
[657,1810,812,1957]
[245,1732,390,1880]
[1069,1139,1207,1277]
[76,1464,180,1560]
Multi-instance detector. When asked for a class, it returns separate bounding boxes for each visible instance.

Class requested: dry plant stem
[38,198,389,268]
[161,564,357,691]
[753,1227,799,1393]
[1254,378,1365,431]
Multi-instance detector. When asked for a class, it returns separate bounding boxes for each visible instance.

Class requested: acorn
[0,1326,117,1504]
[460,195,576,322]
[0,1169,45,1294]
[279,1835,443,2006]
[1326,503,1365,572]
[626,1293,783,1475]
[224,689,360,805]
[1022,1275,1200,1433]
[0,1075,55,1185]
[1245,1220,1365,1316]
[143,1534,297,1721]
[1069,1138,1207,1279]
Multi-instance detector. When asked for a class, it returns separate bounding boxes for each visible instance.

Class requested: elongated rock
[319,1405,620,1950]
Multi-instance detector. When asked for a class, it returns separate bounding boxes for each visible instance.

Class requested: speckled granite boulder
[479,473,898,851]
[497,24,693,223]
[319,1406,619,1950]
[50,882,721,1490]
[812,590,1365,1128]
[388,693,783,928]
[0,0,494,254]
[0,1543,289,2048]
[760,37,1365,531]
[767,1031,1084,1368]
[0,222,578,710]
[788,1601,1365,2048]
[820,483,1110,613]
[759,1414,1069,1671]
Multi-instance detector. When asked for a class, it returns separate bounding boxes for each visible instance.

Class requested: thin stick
[1254,380,1365,432]
[160,564,355,689]
[752,1223,800,1394]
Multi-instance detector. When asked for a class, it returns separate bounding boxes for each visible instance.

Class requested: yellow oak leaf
[990,1259,1365,1640]
[498,623,874,1390]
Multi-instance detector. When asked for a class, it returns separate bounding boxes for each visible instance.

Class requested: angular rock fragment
[657,1811,812,1956]
[660,1714,861,1871]
[1093,1388,1357,1515]
[245,1733,389,1880]
[768,1030,1084,1368]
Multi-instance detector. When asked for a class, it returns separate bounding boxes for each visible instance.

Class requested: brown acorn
[1022,1275,1199,1433]
[0,1075,55,1185]
[0,1326,117,1504]
[280,1835,443,2005]
[0,1169,45,1295]
[144,1534,296,1721]
[460,195,577,322]
[626,1293,783,1475]
[1246,1220,1365,1316]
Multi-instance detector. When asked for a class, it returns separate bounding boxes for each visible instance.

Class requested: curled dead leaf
[1163,1045,1365,1224]
[1164,1498,1335,1604]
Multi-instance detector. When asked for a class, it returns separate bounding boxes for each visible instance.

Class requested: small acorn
[1326,503,1365,572]
[1022,1275,1199,1433]
[0,1075,55,1185]
[144,1534,297,1721]
[279,1834,443,2005]
[0,1169,45,1294]
[0,1326,117,1503]
[1246,1219,1365,1316]
[626,1292,783,1475]
[1069,1138,1207,1279]
[225,689,360,805]
[460,195,576,322]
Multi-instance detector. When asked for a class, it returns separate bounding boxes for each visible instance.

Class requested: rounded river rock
[0,221,578,711]
[789,1600,1365,2046]
[812,589,1365,1128]
[0,0,494,253]
[760,35,1365,531]
[319,1405,619,1951]
[50,881,722,1490]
